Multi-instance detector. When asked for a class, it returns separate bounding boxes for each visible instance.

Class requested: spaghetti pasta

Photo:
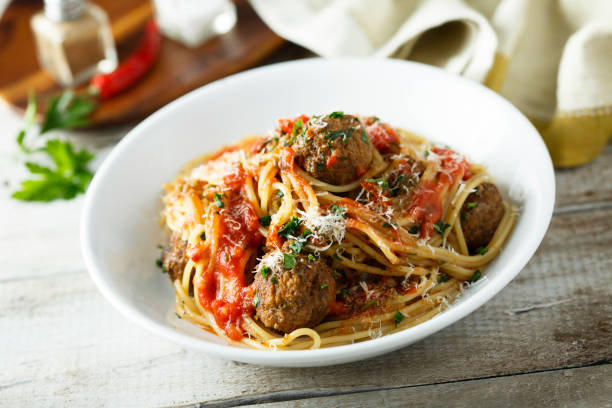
[161,112,517,350]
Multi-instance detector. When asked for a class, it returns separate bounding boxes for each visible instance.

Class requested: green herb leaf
[308,253,316,262]
[438,274,451,283]
[360,129,369,144]
[12,139,94,202]
[270,277,278,284]
[409,225,419,234]
[278,217,301,238]
[329,203,347,218]
[328,111,344,118]
[289,238,306,254]
[470,269,481,283]
[40,90,97,134]
[302,229,312,238]
[433,220,450,235]
[394,310,405,327]
[320,283,328,289]
[475,247,488,255]
[214,192,225,208]
[361,299,376,310]
[156,258,163,268]
[466,202,477,209]
[261,265,270,279]
[253,293,260,308]
[259,215,272,227]
[461,212,466,221]
[283,253,296,269]
[200,231,206,241]
[316,163,324,173]
[175,312,182,319]
[276,190,284,198]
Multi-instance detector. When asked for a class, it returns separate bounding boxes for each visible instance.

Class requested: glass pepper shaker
[30,0,118,86]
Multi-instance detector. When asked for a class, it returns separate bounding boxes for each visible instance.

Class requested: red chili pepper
[90,19,161,100]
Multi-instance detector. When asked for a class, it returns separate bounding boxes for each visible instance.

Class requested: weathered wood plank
[554,141,612,208]
[246,364,612,408]
[0,208,610,407]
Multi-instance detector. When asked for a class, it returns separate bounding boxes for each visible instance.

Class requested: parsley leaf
[329,203,347,218]
[361,299,376,310]
[214,192,225,208]
[466,202,477,209]
[12,91,97,202]
[261,265,270,279]
[12,140,94,201]
[394,310,405,327]
[283,253,296,269]
[409,225,419,234]
[438,274,451,283]
[475,247,489,255]
[278,217,301,238]
[433,220,450,235]
[289,238,306,254]
[259,215,272,227]
[470,269,481,283]
[320,283,328,289]
[328,111,344,118]
[253,293,260,308]
[276,190,284,198]
[308,253,316,262]
[360,129,369,144]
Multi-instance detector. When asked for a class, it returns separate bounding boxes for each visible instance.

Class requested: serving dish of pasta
[81,59,554,366]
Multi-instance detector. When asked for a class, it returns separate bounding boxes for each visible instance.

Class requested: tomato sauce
[193,166,263,340]
[407,147,470,237]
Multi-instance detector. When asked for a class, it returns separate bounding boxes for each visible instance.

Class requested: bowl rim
[81,58,555,366]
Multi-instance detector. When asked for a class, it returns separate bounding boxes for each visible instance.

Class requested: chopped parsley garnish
[409,225,419,234]
[278,217,301,238]
[292,119,304,137]
[466,202,477,209]
[200,231,206,241]
[394,310,405,327]
[326,128,354,145]
[316,163,324,173]
[283,253,297,269]
[261,265,270,279]
[333,269,341,280]
[214,192,225,208]
[253,293,260,308]
[308,253,316,262]
[383,221,397,229]
[461,212,466,221]
[276,190,284,198]
[438,274,451,283]
[361,299,376,310]
[383,222,391,228]
[157,244,163,249]
[328,111,344,118]
[333,252,342,261]
[320,283,328,289]
[155,258,163,268]
[475,247,489,255]
[329,203,347,218]
[360,129,369,144]
[302,229,312,238]
[289,238,306,254]
[259,215,272,227]
[470,269,481,283]
[433,220,450,235]
[270,277,278,284]
[175,312,182,319]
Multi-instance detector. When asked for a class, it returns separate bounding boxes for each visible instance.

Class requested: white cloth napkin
[249,0,612,166]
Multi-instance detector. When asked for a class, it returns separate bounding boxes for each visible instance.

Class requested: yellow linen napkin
[250,0,612,167]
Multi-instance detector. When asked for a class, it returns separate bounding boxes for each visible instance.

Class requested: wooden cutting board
[0,0,286,127]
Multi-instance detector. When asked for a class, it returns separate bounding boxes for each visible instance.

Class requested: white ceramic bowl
[81,59,555,367]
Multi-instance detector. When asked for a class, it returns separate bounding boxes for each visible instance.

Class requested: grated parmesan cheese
[297,206,346,250]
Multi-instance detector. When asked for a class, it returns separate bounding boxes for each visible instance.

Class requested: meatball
[293,114,374,185]
[161,232,188,282]
[253,252,336,333]
[461,182,505,253]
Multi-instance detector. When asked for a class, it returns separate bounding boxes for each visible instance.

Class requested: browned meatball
[293,114,374,185]
[461,182,505,253]
[253,252,336,333]
[161,232,188,282]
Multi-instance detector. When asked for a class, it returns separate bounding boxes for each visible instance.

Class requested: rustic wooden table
[1,82,611,406]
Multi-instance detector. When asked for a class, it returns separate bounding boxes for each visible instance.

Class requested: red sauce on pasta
[194,167,263,340]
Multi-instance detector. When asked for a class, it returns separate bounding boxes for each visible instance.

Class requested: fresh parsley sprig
[12,90,97,202]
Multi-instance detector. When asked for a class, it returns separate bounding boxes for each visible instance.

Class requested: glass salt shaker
[30,0,118,86]
[153,0,237,48]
